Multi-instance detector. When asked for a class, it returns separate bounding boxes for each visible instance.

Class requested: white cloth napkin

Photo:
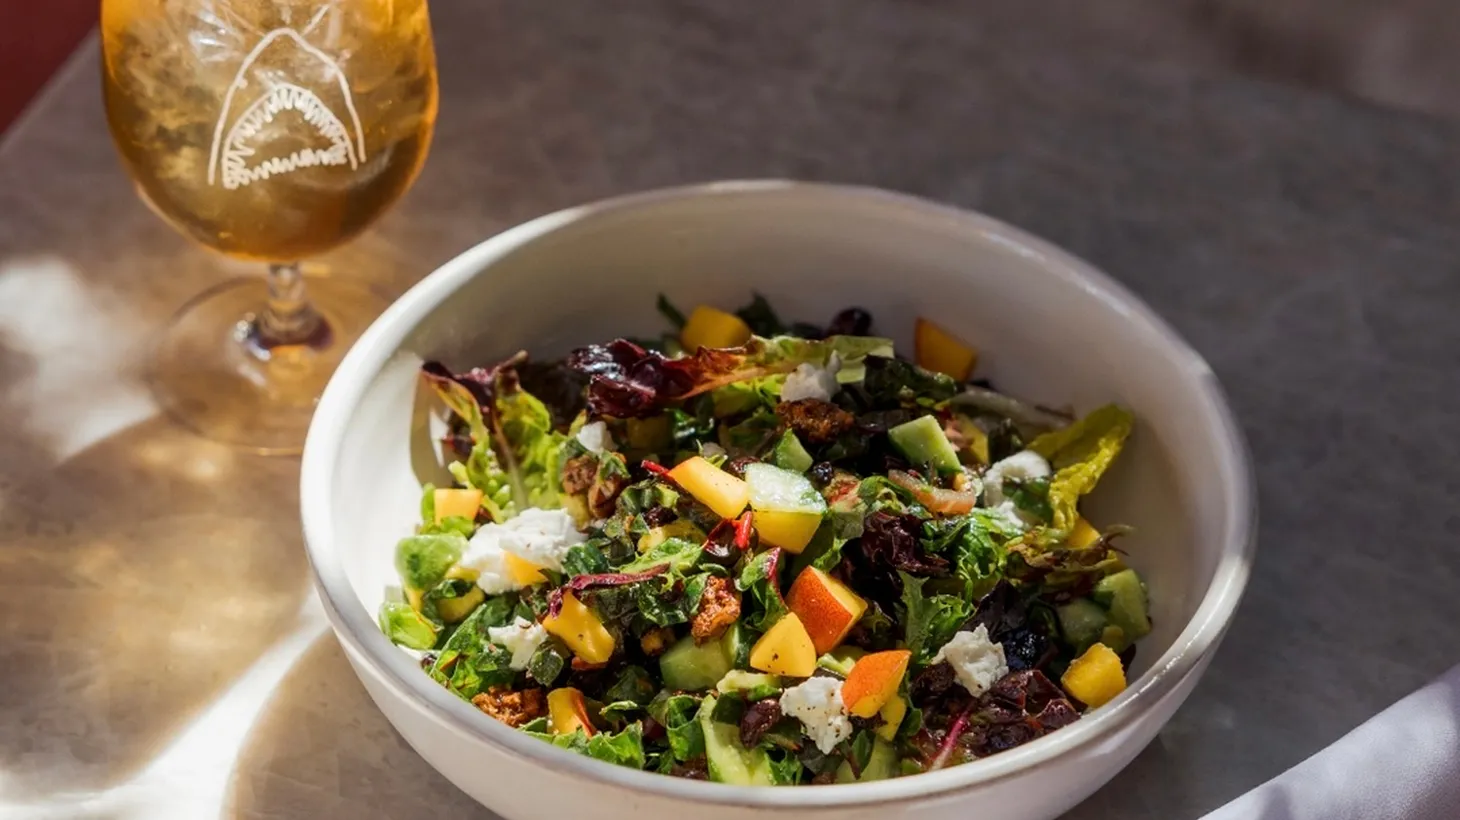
[1200,663,1460,820]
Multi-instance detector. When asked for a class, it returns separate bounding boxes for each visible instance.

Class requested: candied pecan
[471,686,547,728]
[691,576,741,644]
[562,454,597,495]
[640,626,675,656]
[776,399,856,443]
[588,467,630,519]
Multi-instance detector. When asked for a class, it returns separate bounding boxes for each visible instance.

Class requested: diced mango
[749,613,817,677]
[681,306,752,353]
[434,586,485,624]
[503,552,548,586]
[786,567,868,655]
[1069,517,1101,550]
[444,564,480,583]
[544,592,616,665]
[433,488,483,523]
[914,318,978,381]
[1061,642,1127,708]
[668,456,750,520]
[547,687,596,736]
[842,650,911,718]
[753,510,823,553]
[876,695,907,741]
[405,586,424,612]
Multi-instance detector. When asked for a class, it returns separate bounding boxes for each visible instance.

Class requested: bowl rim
[300,179,1256,808]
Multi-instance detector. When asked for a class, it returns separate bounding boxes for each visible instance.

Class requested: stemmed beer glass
[102,0,438,452]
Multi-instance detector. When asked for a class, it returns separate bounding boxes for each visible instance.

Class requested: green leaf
[429,594,518,696]
[1027,404,1134,531]
[850,730,876,771]
[734,293,786,337]
[525,726,648,770]
[394,533,465,591]
[719,408,781,457]
[600,700,645,725]
[562,544,611,578]
[620,536,703,575]
[899,571,972,666]
[526,641,568,687]
[737,548,787,631]
[860,356,956,406]
[496,387,567,511]
[921,511,1019,600]
[605,665,658,706]
[635,572,709,627]
[378,602,438,650]
[657,294,688,329]
[766,751,805,785]
[1004,477,1054,525]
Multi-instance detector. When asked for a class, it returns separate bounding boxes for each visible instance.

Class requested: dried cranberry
[739,699,783,747]
[826,307,873,337]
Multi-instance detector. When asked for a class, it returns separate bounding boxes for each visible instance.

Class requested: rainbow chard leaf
[567,335,893,418]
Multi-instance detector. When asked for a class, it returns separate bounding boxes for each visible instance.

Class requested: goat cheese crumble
[779,676,853,754]
[780,353,842,402]
[487,617,549,670]
[461,507,587,594]
[933,624,1009,697]
[575,420,615,454]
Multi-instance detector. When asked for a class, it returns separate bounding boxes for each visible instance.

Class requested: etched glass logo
[207,25,366,190]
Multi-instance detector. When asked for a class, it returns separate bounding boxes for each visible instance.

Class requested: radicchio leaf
[568,335,892,419]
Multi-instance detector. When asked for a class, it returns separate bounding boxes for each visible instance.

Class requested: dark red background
[0,1,97,134]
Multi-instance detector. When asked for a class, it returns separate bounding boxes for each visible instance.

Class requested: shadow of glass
[225,632,498,820]
[0,409,312,800]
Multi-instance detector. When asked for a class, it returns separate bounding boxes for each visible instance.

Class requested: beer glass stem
[256,262,327,349]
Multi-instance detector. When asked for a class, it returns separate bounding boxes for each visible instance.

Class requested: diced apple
[433,488,482,523]
[668,456,750,520]
[876,695,907,741]
[547,687,596,736]
[786,567,869,655]
[749,613,817,677]
[1069,517,1101,550]
[681,306,753,353]
[1061,642,1127,708]
[842,650,912,718]
[915,318,978,381]
[503,552,548,586]
[544,592,616,665]
[753,510,823,553]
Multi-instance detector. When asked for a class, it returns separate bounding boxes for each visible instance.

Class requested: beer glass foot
[147,273,387,455]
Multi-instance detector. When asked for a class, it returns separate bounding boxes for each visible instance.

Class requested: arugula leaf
[394,533,465,591]
[899,571,972,666]
[1027,404,1134,531]
[377,602,438,650]
[737,548,787,631]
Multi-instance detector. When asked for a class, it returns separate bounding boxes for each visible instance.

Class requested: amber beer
[101,0,438,262]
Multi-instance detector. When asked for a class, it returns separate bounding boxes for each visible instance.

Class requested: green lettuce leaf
[921,510,1020,600]
[737,548,788,631]
[377,601,438,650]
[394,533,465,591]
[649,693,705,762]
[1027,404,1134,531]
[898,571,972,666]
[524,724,647,769]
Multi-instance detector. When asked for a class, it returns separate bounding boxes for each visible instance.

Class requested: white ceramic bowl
[300,181,1255,820]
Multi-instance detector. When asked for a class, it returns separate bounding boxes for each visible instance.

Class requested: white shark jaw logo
[207,27,367,190]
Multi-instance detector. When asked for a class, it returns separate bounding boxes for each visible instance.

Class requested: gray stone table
[3,1,1459,818]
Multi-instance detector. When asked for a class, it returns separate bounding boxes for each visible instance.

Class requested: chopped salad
[378,296,1149,784]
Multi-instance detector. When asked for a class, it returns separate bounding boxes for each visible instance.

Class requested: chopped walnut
[640,626,675,657]
[691,576,742,645]
[588,466,630,519]
[471,686,547,728]
[776,399,855,443]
